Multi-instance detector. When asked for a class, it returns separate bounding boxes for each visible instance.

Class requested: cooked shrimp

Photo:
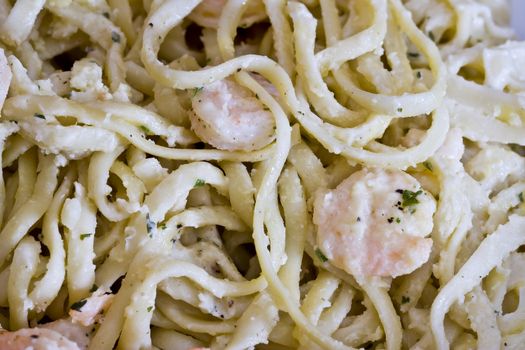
[68,288,114,326]
[190,78,275,151]
[313,168,436,281]
[0,320,90,350]
[0,288,112,350]
[0,48,12,111]
[188,0,266,28]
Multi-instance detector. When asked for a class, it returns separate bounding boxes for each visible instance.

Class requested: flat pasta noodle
[0,1,524,350]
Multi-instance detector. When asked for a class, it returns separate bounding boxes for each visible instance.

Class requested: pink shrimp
[0,322,89,350]
[313,168,436,281]
[68,288,113,326]
[190,78,275,151]
[0,288,113,350]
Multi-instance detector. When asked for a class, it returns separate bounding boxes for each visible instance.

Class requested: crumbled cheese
[70,59,111,102]
[484,41,525,92]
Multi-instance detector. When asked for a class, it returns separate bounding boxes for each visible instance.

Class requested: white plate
[511,0,525,38]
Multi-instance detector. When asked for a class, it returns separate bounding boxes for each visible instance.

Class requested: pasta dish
[0,0,524,349]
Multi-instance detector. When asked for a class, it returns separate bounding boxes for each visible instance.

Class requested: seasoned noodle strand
[0,1,523,349]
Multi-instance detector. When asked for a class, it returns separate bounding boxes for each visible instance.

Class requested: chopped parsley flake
[519,192,524,203]
[397,107,403,113]
[147,306,153,312]
[194,178,206,188]
[146,214,155,235]
[428,31,435,41]
[396,217,401,223]
[159,223,167,230]
[80,233,92,240]
[34,113,45,119]
[102,12,110,18]
[139,125,151,134]
[416,71,422,79]
[192,87,204,97]
[408,52,419,58]
[400,189,423,207]
[315,248,328,263]
[401,296,410,304]
[71,299,87,311]
[111,31,121,43]
[510,144,525,156]
[423,161,433,171]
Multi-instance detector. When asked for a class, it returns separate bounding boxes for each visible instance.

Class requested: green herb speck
[519,192,524,203]
[315,248,328,263]
[34,113,45,119]
[146,214,155,235]
[147,306,153,312]
[399,189,422,207]
[71,299,87,311]
[194,179,205,188]
[111,31,121,43]
[80,233,92,240]
[192,87,204,97]
[139,125,151,134]
[401,296,410,304]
